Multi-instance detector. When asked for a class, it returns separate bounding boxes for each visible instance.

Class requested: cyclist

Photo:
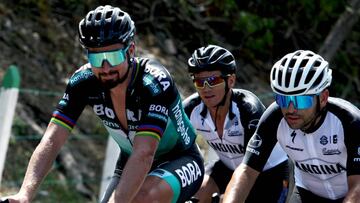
[183,45,289,203]
[223,50,360,203]
[1,5,204,203]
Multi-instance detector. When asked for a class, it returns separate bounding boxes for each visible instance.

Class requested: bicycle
[100,171,219,203]
[100,176,220,203]
[1,193,221,203]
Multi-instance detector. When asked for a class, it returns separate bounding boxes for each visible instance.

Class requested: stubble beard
[100,70,128,89]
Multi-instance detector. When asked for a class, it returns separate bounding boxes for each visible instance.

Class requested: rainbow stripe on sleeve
[136,125,163,141]
[50,111,76,131]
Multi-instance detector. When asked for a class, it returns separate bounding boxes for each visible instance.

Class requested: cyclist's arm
[222,163,259,203]
[114,135,158,203]
[343,175,360,202]
[8,122,70,202]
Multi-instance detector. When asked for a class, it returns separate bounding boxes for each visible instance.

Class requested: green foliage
[235,11,274,36]
[61,0,87,7]
[233,11,275,57]
[11,117,30,136]
[245,30,273,56]
[213,0,239,17]
[36,172,90,203]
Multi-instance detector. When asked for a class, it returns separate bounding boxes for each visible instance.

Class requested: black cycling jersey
[183,89,287,171]
[244,97,360,200]
[51,57,198,158]
[51,57,204,203]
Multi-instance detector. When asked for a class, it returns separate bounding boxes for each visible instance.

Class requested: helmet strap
[214,77,230,131]
[216,77,230,107]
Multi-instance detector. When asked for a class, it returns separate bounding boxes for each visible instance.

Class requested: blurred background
[0,0,359,202]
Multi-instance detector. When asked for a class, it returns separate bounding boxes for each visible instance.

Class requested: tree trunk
[319,0,360,62]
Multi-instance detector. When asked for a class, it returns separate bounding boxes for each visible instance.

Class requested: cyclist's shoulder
[136,57,170,73]
[183,93,201,106]
[328,97,360,112]
[232,88,266,112]
[67,63,96,86]
[134,57,175,92]
[232,88,263,102]
[182,93,203,116]
[258,102,283,123]
[327,97,360,120]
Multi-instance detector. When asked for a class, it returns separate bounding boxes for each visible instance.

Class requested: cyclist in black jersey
[1,5,204,203]
[223,50,360,203]
[183,45,289,203]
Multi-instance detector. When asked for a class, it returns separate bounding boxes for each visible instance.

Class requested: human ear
[129,42,136,58]
[320,89,329,107]
[228,74,236,88]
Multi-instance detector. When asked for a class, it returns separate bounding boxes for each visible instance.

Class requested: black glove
[0,199,9,203]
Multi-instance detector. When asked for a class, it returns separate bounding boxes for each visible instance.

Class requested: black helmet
[188,45,236,74]
[78,5,135,48]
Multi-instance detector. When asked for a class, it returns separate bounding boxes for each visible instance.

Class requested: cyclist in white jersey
[183,45,289,203]
[223,50,360,203]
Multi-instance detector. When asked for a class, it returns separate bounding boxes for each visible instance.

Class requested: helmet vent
[289,59,296,68]
[114,20,121,32]
[106,11,112,19]
[312,71,324,87]
[285,70,291,87]
[306,53,314,57]
[305,69,315,84]
[271,68,276,80]
[299,59,308,68]
[104,23,110,38]
[87,13,93,21]
[314,60,321,68]
[278,69,283,86]
[222,55,233,64]
[281,58,286,66]
[294,69,302,87]
[95,12,102,21]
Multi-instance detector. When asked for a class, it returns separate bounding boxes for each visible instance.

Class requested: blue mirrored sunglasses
[87,45,130,68]
[275,94,317,110]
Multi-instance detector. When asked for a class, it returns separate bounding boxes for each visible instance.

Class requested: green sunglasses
[87,45,130,68]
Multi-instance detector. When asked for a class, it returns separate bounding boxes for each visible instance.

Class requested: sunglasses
[87,45,130,68]
[192,75,227,89]
[275,94,317,110]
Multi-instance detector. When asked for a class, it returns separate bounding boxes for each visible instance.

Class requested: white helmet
[270,50,332,95]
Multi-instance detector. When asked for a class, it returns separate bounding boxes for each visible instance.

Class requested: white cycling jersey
[183,89,287,171]
[244,97,360,200]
